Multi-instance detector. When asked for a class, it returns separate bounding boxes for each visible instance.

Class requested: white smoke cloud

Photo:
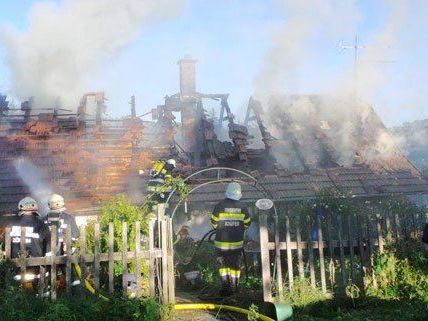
[253,1,426,170]
[254,0,361,101]
[0,0,184,108]
[14,157,53,216]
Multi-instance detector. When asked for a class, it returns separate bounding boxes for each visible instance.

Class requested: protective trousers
[216,249,242,295]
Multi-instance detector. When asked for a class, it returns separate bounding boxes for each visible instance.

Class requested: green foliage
[284,278,329,308]
[247,303,260,321]
[84,195,151,293]
[0,286,163,321]
[166,176,190,200]
[159,303,175,321]
[366,242,428,301]
[174,238,217,274]
[198,264,217,285]
[241,275,262,290]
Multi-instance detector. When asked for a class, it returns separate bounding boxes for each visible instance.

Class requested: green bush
[0,285,163,321]
[366,242,428,301]
[284,278,330,308]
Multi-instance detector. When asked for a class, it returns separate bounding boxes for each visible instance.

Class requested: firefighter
[211,182,251,296]
[44,194,80,288]
[8,197,49,290]
[147,159,176,214]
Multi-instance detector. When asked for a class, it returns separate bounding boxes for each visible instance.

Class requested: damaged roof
[185,167,428,203]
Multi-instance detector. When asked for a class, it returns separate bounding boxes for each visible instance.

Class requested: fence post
[135,221,142,298]
[357,215,367,292]
[259,213,272,302]
[50,225,58,301]
[122,222,128,297]
[274,211,284,301]
[347,214,355,285]
[296,216,304,280]
[5,227,11,287]
[376,217,384,254]
[326,214,335,289]
[285,215,293,292]
[306,216,316,289]
[385,213,392,243]
[367,215,377,289]
[65,225,72,293]
[167,217,176,304]
[108,222,114,294]
[20,227,27,285]
[79,225,87,293]
[337,215,346,289]
[148,219,155,297]
[160,219,168,304]
[317,215,327,294]
[94,223,101,291]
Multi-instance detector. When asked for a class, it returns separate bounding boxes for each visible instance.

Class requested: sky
[0,0,427,127]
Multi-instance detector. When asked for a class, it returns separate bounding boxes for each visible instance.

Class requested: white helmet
[18,197,38,212]
[48,194,65,211]
[225,182,242,201]
[166,159,176,168]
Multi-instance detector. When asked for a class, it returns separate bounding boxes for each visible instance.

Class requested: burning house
[0,58,427,224]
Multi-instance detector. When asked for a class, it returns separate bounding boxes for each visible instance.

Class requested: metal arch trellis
[164,166,283,301]
[164,167,277,219]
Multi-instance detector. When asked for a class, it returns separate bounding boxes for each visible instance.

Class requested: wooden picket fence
[257,209,425,302]
[2,205,175,303]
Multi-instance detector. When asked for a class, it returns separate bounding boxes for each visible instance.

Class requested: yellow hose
[73,264,274,321]
[72,264,110,301]
[174,303,275,321]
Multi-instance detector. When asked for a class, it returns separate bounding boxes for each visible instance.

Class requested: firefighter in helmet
[147,159,176,210]
[147,159,176,197]
[8,197,49,290]
[44,194,80,288]
[211,182,251,296]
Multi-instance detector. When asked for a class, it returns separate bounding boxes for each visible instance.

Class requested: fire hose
[72,263,109,301]
[174,303,275,321]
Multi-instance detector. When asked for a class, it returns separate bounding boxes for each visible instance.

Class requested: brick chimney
[177,56,197,96]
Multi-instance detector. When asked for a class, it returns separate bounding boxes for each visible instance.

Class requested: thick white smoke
[254,1,424,170]
[1,0,184,108]
[254,0,360,101]
[14,157,53,216]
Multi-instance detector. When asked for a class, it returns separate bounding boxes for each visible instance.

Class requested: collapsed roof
[0,59,427,216]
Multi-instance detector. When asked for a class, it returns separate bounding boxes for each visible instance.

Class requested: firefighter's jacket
[44,210,80,255]
[149,160,173,181]
[147,160,174,194]
[211,198,251,251]
[8,212,49,258]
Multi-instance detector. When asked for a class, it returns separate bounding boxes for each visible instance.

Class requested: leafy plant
[84,195,152,294]
[0,285,163,321]
[284,278,329,308]
[247,303,260,321]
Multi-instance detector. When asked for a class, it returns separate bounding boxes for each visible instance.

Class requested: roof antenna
[340,34,365,96]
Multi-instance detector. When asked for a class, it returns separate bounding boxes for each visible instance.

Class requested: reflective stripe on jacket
[211,198,251,251]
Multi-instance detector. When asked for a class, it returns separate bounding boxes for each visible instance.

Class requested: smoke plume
[254,0,360,101]
[254,1,424,171]
[0,0,184,108]
[14,157,53,216]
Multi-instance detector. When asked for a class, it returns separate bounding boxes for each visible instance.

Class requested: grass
[174,234,428,321]
[292,298,426,321]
